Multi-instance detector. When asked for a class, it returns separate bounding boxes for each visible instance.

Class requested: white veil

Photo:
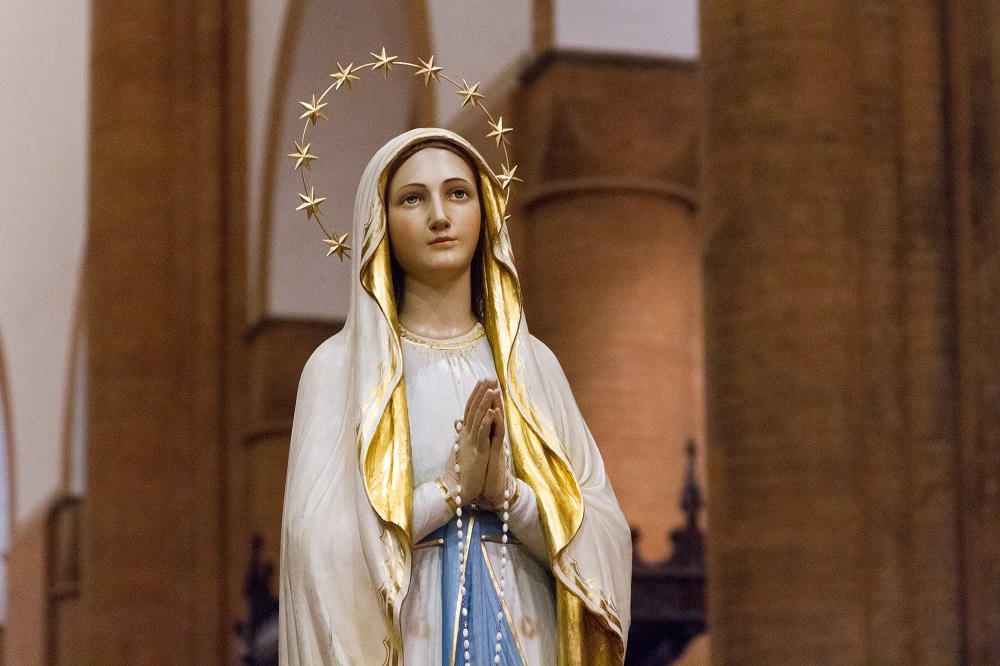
[279,128,631,665]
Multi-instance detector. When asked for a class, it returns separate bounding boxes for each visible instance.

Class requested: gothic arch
[0,332,14,621]
[59,272,87,496]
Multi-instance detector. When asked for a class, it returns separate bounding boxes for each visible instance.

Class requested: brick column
[701,2,962,663]
[516,53,703,562]
[948,2,1000,663]
[83,1,232,662]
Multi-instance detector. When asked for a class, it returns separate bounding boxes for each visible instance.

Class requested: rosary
[452,417,512,665]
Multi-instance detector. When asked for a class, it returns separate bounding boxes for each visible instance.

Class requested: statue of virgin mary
[279,127,632,665]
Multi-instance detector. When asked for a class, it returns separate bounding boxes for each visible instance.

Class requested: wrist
[435,477,459,513]
[486,475,517,511]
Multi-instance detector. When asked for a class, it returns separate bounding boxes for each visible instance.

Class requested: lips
[429,236,456,245]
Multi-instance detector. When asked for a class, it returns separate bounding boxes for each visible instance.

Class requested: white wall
[272,0,417,320]
[247,0,292,321]
[427,0,532,126]
[0,1,90,526]
[556,0,699,59]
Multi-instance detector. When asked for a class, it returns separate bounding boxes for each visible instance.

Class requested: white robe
[400,323,557,665]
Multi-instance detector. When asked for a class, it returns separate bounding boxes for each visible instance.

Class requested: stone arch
[59,280,87,496]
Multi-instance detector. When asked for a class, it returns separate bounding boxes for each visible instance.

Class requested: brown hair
[383,138,486,321]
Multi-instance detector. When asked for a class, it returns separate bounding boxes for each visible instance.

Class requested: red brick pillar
[947,2,1000,662]
[701,2,963,663]
[83,1,231,662]
[516,53,703,562]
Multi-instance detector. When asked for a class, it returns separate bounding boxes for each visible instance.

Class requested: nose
[429,193,449,230]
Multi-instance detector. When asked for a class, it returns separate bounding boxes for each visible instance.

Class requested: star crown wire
[289,48,522,260]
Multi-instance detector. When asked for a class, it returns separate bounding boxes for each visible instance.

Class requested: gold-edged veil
[280,128,631,665]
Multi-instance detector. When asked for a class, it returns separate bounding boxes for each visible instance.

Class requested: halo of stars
[289,49,520,261]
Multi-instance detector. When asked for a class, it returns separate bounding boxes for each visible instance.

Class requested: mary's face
[386,147,482,287]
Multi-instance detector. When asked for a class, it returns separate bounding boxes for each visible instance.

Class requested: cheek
[456,203,482,242]
[387,210,421,263]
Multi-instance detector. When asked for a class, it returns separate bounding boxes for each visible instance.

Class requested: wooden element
[45,495,81,666]
[627,439,706,666]
[234,534,279,666]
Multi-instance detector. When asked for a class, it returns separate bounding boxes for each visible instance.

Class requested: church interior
[1,0,998,664]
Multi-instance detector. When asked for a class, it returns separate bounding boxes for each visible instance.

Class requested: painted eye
[404,194,419,205]
[453,189,468,200]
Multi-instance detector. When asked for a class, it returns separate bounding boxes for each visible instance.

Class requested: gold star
[323,232,351,260]
[371,48,397,76]
[288,141,317,171]
[456,80,484,108]
[299,95,328,125]
[497,163,523,190]
[296,187,325,220]
[330,62,360,90]
[414,56,443,86]
[487,116,512,147]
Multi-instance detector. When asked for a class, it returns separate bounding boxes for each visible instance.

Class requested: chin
[412,254,474,281]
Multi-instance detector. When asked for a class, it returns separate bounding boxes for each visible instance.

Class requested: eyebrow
[394,177,473,190]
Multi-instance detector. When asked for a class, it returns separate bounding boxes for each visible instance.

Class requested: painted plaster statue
[279,127,631,665]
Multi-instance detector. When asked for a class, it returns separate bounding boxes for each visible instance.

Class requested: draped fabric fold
[279,128,631,665]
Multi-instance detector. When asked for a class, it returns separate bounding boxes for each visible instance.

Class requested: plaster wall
[0,0,89,527]
[427,0,532,126]
[267,0,415,320]
[555,0,699,59]
[247,0,292,322]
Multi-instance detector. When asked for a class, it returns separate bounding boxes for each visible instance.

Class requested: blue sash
[421,510,526,665]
